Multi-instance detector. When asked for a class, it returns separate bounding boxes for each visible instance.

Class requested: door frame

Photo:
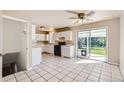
[0,11,3,81]
[1,15,32,73]
[76,26,109,62]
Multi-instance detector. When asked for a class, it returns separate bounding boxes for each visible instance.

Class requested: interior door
[0,11,2,80]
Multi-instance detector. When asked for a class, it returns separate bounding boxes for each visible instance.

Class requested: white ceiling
[3,10,120,28]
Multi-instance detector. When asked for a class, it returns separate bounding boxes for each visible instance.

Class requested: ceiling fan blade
[86,11,95,16]
[84,18,93,22]
[69,17,78,19]
[66,10,79,14]
[74,19,79,24]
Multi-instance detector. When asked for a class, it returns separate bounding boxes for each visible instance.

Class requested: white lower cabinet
[49,45,54,54]
[32,48,42,67]
[61,45,74,58]
[42,44,54,54]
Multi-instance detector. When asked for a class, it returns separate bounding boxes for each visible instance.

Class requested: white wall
[3,18,27,71]
[3,18,21,54]
[120,11,124,78]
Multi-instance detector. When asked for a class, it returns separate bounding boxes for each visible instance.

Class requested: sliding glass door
[77,31,90,58]
[77,28,107,62]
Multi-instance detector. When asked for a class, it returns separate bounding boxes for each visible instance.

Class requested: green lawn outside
[78,47,105,56]
[91,47,105,55]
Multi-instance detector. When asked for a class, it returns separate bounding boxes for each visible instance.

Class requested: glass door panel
[90,28,107,61]
[77,31,90,58]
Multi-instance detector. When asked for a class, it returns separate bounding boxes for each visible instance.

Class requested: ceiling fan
[66,10,95,24]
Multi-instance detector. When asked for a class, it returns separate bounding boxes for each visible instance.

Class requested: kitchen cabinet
[53,33,59,41]
[44,44,50,53]
[61,45,74,58]
[41,45,45,53]
[42,44,54,54]
[49,45,54,54]
[36,34,49,41]
[49,32,55,43]
[32,47,42,66]
[53,31,72,41]
[65,31,72,40]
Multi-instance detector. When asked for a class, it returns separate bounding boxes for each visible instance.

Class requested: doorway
[77,28,108,62]
[2,16,29,77]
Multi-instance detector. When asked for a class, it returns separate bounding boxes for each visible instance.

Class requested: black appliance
[54,45,61,56]
[54,42,66,56]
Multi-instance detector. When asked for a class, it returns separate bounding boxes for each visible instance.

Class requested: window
[32,24,36,42]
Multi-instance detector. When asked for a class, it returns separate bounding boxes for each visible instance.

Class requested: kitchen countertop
[32,42,74,48]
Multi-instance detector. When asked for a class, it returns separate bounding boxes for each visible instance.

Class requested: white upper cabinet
[53,33,59,41]
[49,32,55,43]
[65,31,72,40]
[53,31,72,41]
[36,34,49,41]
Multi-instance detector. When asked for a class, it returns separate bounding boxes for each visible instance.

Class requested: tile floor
[2,54,124,82]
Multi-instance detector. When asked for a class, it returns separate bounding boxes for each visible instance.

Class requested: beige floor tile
[48,77,60,82]
[16,74,28,81]
[61,70,70,75]
[66,72,77,79]
[79,72,89,78]
[5,78,16,82]
[74,75,86,82]
[90,72,100,77]
[19,78,31,82]
[42,73,53,80]
[71,69,81,74]
[99,79,110,82]
[49,70,59,75]
[101,71,111,77]
[34,68,42,72]
[55,73,65,79]
[87,75,99,82]
[61,76,73,82]
[86,79,95,82]
[100,74,111,81]
[30,74,41,80]
[38,70,48,76]
[3,74,15,81]
[33,77,46,82]
[25,70,36,76]
[15,71,25,77]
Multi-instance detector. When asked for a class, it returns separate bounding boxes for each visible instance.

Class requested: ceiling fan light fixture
[66,10,95,25]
